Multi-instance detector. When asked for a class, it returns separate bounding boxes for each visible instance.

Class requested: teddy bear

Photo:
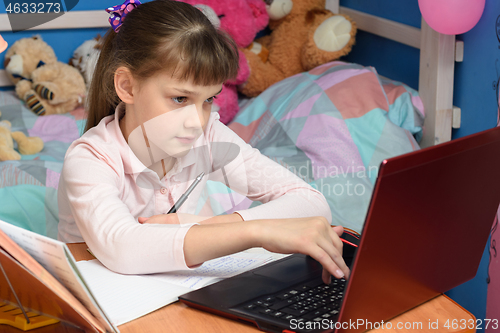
[0,111,44,161]
[4,36,87,116]
[70,35,102,91]
[0,34,7,53]
[176,0,269,124]
[239,0,357,97]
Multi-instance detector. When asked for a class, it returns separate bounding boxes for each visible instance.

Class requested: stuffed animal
[0,34,7,53]
[70,35,102,91]
[4,36,86,116]
[176,0,269,124]
[0,111,44,161]
[239,0,357,97]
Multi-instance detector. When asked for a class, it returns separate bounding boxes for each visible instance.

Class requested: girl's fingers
[316,235,350,279]
[307,244,347,283]
[328,226,344,255]
[332,225,344,236]
[322,268,332,285]
[138,216,149,223]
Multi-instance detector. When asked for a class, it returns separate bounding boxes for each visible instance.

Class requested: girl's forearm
[183,220,259,267]
[183,217,350,281]
[198,212,244,224]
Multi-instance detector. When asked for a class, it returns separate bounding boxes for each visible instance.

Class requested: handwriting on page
[150,252,276,289]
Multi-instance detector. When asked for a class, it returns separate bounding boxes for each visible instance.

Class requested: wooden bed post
[418,19,456,148]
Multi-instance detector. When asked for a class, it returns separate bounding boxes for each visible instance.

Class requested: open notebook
[0,220,284,332]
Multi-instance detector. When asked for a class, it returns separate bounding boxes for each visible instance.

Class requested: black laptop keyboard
[238,277,346,326]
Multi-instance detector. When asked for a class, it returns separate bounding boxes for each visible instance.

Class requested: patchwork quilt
[228,62,424,233]
[0,91,86,238]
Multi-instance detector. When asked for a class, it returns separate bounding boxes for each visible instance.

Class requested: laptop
[179,126,500,333]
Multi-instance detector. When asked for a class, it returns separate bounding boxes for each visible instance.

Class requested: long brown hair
[85,0,239,133]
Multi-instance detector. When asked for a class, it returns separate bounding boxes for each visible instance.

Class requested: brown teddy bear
[239,0,357,97]
[0,111,44,161]
[4,36,86,116]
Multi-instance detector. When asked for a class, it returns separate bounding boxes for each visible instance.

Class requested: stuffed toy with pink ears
[176,0,269,124]
[0,35,7,53]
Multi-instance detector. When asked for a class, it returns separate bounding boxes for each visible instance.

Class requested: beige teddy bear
[0,111,44,161]
[4,36,86,116]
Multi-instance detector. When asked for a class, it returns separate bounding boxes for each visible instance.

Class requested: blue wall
[341,0,498,329]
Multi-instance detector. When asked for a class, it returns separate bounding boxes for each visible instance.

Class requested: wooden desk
[2,243,476,333]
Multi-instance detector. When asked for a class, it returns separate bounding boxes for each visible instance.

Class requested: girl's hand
[138,214,180,224]
[253,217,349,284]
[138,213,206,225]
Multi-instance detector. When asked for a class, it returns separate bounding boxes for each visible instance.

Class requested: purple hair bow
[106,0,142,32]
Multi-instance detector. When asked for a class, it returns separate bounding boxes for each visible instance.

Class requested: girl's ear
[114,67,135,104]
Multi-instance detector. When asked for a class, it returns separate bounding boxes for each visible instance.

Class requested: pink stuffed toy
[176,0,269,124]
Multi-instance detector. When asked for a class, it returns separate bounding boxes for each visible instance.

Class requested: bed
[0,1,460,236]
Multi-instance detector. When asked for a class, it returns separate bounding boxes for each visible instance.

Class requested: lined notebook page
[76,249,284,326]
[76,260,189,326]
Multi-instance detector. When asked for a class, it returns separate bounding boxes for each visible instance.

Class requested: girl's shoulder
[65,114,123,167]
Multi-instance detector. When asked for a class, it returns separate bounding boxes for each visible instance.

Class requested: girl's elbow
[90,244,139,274]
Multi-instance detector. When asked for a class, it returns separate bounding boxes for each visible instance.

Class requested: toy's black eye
[218,14,225,19]
[264,0,273,5]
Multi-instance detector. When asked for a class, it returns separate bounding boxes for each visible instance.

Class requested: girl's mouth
[175,136,196,144]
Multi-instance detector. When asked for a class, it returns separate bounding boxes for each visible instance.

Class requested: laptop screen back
[338,126,500,332]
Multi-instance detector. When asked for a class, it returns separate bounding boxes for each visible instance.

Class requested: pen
[340,238,358,248]
[332,226,360,247]
[167,172,205,214]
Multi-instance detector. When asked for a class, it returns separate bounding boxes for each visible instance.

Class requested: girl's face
[122,70,222,162]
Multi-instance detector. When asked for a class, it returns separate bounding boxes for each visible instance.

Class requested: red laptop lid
[338,126,500,332]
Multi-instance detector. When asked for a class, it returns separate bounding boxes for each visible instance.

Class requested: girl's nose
[183,104,205,129]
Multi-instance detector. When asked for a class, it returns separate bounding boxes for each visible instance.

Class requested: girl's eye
[205,96,217,104]
[172,96,187,104]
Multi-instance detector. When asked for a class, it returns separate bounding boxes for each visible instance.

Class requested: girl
[57,0,349,284]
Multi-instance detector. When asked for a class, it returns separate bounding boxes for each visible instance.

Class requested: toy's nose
[5,54,23,76]
[194,4,221,29]
[265,0,293,20]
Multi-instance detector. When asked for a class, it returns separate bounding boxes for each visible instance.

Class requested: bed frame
[0,1,461,148]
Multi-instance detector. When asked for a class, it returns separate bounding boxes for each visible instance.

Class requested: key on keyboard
[238,277,346,325]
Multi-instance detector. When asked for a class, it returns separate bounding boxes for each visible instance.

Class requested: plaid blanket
[228,62,424,232]
[0,91,86,238]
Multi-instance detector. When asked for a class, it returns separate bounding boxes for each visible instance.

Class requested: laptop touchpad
[253,256,321,282]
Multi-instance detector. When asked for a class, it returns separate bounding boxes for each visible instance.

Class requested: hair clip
[105,0,142,32]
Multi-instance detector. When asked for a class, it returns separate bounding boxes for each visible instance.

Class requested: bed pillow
[227,61,425,233]
[0,91,86,239]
